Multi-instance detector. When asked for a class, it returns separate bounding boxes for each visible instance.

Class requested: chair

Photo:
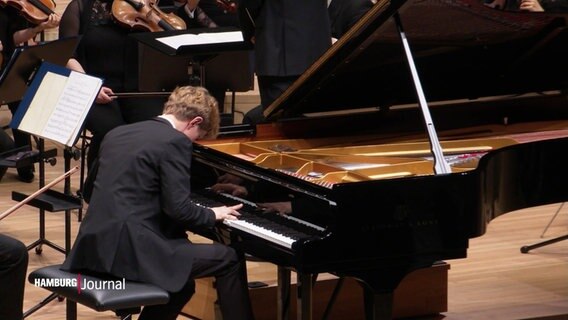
[28,264,169,320]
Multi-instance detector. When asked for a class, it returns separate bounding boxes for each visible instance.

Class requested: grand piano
[189,0,568,319]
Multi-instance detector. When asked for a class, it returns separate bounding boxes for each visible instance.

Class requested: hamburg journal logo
[33,274,126,294]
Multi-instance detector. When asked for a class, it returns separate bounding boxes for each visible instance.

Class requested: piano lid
[265,0,568,120]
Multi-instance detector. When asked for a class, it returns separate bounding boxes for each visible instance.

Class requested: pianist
[62,86,255,320]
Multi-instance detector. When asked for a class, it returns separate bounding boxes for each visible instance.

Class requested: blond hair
[162,86,220,139]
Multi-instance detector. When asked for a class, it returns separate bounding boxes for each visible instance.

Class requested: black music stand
[0,37,80,105]
[0,38,80,256]
[132,27,253,124]
[7,60,100,318]
[520,203,568,253]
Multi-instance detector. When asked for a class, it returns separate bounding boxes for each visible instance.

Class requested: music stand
[132,27,253,123]
[520,203,568,253]
[0,37,80,105]
[0,38,81,254]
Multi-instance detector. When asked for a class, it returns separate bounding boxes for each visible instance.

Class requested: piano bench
[28,264,169,320]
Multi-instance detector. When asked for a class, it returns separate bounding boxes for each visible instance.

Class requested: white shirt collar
[158,115,176,128]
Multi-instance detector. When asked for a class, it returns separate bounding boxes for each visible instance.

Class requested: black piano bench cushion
[28,264,169,312]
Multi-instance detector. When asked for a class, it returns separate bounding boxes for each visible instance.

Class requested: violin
[215,0,237,13]
[0,0,56,25]
[112,0,186,32]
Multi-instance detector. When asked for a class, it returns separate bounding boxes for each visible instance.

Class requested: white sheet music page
[18,70,101,146]
[18,72,66,140]
[156,31,243,49]
[41,71,101,146]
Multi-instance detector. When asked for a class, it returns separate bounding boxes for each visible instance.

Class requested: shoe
[17,170,35,183]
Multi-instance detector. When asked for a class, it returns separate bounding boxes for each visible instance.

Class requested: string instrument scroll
[0,0,56,25]
[112,0,186,32]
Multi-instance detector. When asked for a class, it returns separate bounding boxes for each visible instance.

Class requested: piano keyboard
[191,189,326,249]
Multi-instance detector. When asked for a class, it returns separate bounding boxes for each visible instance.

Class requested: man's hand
[211,203,243,221]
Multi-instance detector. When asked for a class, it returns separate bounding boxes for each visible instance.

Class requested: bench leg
[66,299,77,320]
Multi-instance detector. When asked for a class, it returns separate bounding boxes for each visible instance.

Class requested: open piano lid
[264,0,568,121]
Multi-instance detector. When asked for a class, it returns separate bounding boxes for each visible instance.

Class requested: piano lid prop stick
[393,13,451,174]
[0,166,80,221]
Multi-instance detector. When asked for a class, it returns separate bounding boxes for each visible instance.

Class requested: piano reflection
[188,0,568,319]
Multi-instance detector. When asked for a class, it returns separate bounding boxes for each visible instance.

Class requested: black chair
[28,264,169,320]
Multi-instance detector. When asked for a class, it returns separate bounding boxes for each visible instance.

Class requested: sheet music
[156,31,244,49]
[41,71,101,145]
[17,67,102,146]
[18,72,67,142]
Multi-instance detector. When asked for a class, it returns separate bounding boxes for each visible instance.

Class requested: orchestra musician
[0,6,59,183]
[62,86,255,320]
[0,234,28,320]
[328,0,374,42]
[239,0,331,124]
[59,0,174,172]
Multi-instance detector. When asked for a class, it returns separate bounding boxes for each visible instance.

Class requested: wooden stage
[0,151,567,320]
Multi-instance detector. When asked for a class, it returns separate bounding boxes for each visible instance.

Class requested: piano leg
[277,267,291,320]
[276,267,314,320]
[297,272,313,320]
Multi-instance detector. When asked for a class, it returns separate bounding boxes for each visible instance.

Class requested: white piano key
[223,219,295,249]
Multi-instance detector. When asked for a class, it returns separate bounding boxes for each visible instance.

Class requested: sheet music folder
[10,61,102,147]
[0,37,80,105]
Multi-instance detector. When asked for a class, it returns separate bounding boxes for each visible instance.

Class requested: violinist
[59,0,181,172]
[0,5,59,183]
[240,0,331,125]
[0,6,59,67]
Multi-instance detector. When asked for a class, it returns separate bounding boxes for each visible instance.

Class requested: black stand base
[520,234,568,253]
[23,292,64,318]
[26,237,65,255]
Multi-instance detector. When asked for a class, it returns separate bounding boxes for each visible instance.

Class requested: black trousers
[243,75,299,125]
[138,243,254,320]
[0,234,28,320]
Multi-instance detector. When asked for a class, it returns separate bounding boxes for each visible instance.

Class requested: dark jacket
[328,0,374,39]
[62,117,215,292]
[239,0,331,76]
